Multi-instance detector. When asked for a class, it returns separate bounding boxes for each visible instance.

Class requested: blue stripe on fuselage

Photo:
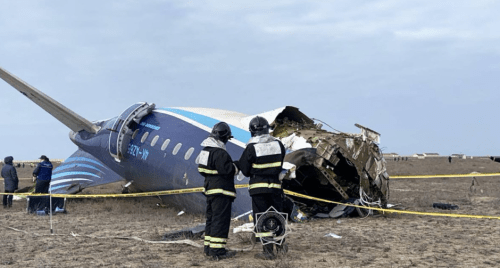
[51,185,72,191]
[52,171,101,179]
[160,108,251,143]
[53,163,102,173]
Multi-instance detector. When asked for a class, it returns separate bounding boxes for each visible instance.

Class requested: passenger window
[151,135,159,147]
[172,143,182,155]
[161,139,171,151]
[185,147,195,160]
[141,132,149,143]
[132,129,139,139]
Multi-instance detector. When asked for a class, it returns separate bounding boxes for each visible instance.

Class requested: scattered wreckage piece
[490,156,500,163]
[270,108,389,219]
[162,223,206,241]
[432,203,459,210]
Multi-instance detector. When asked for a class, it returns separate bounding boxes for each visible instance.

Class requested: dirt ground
[1,157,500,268]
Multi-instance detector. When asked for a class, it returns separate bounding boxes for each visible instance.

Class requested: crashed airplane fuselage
[0,67,389,218]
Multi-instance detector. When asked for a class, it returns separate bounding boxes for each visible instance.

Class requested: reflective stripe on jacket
[248,183,281,190]
[204,188,236,197]
[197,146,237,199]
[252,162,282,169]
[238,137,286,196]
[198,167,218,175]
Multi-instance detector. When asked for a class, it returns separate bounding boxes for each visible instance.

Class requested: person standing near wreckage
[33,155,53,193]
[237,116,287,260]
[198,122,238,260]
[2,156,19,208]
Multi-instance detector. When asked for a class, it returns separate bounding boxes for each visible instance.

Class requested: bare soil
[1,158,500,268]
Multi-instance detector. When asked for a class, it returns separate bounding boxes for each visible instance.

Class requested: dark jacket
[198,138,237,199]
[1,156,19,191]
[238,135,286,196]
[33,159,53,181]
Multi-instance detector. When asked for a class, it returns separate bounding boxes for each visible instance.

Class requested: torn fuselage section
[270,108,389,218]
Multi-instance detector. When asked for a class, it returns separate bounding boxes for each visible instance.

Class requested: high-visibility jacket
[198,146,237,199]
[238,136,286,196]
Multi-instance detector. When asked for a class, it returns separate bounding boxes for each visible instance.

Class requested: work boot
[276,243,288,255]
[212,250,236,261]
[203,246,210,257]
[255,244,275,260]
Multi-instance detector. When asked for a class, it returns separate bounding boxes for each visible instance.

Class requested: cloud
[1,0,500,158]
[393,28,474,40]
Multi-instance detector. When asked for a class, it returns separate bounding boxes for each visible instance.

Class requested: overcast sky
[1,0,499,160]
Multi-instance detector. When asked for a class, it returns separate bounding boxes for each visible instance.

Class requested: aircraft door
[108,102,155,161]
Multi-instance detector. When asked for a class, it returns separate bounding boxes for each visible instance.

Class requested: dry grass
[1,158,500,267]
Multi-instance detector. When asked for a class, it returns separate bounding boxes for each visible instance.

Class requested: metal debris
[270,108,389,218]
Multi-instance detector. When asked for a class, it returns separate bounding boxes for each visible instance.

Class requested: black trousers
[35,180,50,193]
[251,192,286,253]
[205,195,232,256]
[251,192,284,222]
[3,190,14,207]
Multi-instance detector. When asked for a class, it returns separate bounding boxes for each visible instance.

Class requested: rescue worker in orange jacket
[198,122,238,260]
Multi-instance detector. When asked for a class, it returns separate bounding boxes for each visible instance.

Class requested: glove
[279,170,287,181]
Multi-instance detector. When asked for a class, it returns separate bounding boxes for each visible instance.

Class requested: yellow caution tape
[391,172,500,179]
[3,187,206,198]
[282,189,500,219]
[3,174,500,219]
[3,185,251,198]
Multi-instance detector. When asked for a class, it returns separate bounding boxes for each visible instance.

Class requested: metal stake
[49,187,53,234]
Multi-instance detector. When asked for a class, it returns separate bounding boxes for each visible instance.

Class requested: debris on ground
[162,223,206,240]
[432,203,459,210]
[324,233,342,239]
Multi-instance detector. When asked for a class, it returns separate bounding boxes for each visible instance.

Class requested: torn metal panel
[355,123,381,144]
[271,108,389,217]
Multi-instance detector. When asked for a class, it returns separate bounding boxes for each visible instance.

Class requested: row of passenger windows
[132,129,197,161]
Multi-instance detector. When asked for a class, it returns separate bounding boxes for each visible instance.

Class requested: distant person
[33,155,53,193]
[448,156,452,163]
[1,156,19,208]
